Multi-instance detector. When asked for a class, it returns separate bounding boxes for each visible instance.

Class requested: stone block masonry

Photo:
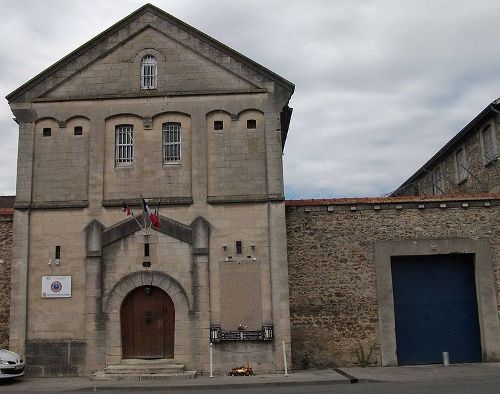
[0,217,13,348]
[286,194,500,368]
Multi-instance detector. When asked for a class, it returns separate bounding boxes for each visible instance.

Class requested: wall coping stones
[207,194,285,204]
[286,193,500,206]
[286,194,500,212]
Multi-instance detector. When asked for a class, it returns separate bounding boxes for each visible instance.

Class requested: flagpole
[141,195,152,235]
[130,210,144,231]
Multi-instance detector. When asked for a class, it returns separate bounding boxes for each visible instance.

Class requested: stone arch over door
[104,271,191,365]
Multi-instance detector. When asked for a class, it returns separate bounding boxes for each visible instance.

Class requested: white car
[0,349,25,379]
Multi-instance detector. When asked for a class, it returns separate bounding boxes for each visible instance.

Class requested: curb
[73,377,354,391]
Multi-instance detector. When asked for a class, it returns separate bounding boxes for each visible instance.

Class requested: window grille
[141,55,157,89]
[432,167,444,195]
[482,125,496,162]
[115,125,134,166]
[162,122,181,163]
[456,148,468,182]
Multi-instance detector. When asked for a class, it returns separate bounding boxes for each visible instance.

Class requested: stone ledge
[15,200,88,209]
[207,195,285,204]
[33,89,268,103]
[103,197,193,207]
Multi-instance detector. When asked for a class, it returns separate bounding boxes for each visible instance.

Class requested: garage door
[391,254,482,365]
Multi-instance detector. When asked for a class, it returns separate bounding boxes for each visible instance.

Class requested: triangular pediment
[42,26,260,100]
[7,4,294,103]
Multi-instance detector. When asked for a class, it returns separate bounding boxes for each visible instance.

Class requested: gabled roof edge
[6,3,294,103]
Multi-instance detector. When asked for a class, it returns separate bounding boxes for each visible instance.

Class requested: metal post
[209,343,214,378]
[442,351,449,367]
[282,340,289,376]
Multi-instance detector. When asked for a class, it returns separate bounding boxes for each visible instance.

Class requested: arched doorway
[120,286,175,359]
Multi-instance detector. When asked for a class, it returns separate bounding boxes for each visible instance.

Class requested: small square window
[214,121,224,130]
[247,119,257,129]
[43,128,51,137]
[74,126,83,136]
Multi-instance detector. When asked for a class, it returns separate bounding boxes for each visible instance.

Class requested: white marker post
[282,340,289,376]
[442,351,450,367]
[209,343,214,378]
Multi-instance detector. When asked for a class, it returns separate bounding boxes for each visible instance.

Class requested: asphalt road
[52,376,500,394]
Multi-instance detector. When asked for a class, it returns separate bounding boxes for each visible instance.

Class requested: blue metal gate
[391,254,482,365]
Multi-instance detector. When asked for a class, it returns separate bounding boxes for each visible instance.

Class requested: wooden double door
[121,286,175,359]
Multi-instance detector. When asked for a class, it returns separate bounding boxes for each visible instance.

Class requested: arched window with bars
[141,55,157,89]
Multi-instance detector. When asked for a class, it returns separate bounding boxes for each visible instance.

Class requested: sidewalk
[1,363,500,392]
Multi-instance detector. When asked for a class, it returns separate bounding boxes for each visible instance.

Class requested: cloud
[1,0,500,198]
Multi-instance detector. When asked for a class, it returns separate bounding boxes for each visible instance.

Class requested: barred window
[162,122,181,163]
[432,166,444,195]
[141,55,157,89]
[115,125,134,166]
[456,148,468,182]
[482,125,496,163]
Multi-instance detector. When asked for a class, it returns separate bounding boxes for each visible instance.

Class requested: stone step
[91,371,197,381]
[121,358,180,365]
[104,364,185,374]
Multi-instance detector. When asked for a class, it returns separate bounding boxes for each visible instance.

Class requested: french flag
[142,196,160,229]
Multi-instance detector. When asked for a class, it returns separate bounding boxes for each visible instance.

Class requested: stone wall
[0,217,13,348]
[286,196,500,368]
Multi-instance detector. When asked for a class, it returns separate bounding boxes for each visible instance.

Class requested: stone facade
[396,100,500,196]
[0,215,13,348]
[6,4,294,376]
[286,195,500,368]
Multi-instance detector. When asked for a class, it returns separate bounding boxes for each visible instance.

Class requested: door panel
[391,254,482,365]
[121,286,175,359]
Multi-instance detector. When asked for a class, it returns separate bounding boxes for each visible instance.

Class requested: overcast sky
[1,0,500,198]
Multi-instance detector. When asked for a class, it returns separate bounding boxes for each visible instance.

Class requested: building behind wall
[395,99,500,196]
[6,4,294,376]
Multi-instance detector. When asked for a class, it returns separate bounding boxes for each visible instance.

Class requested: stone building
[395,98,500,196]
[286,194,500,368]
[6,4,294,376]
